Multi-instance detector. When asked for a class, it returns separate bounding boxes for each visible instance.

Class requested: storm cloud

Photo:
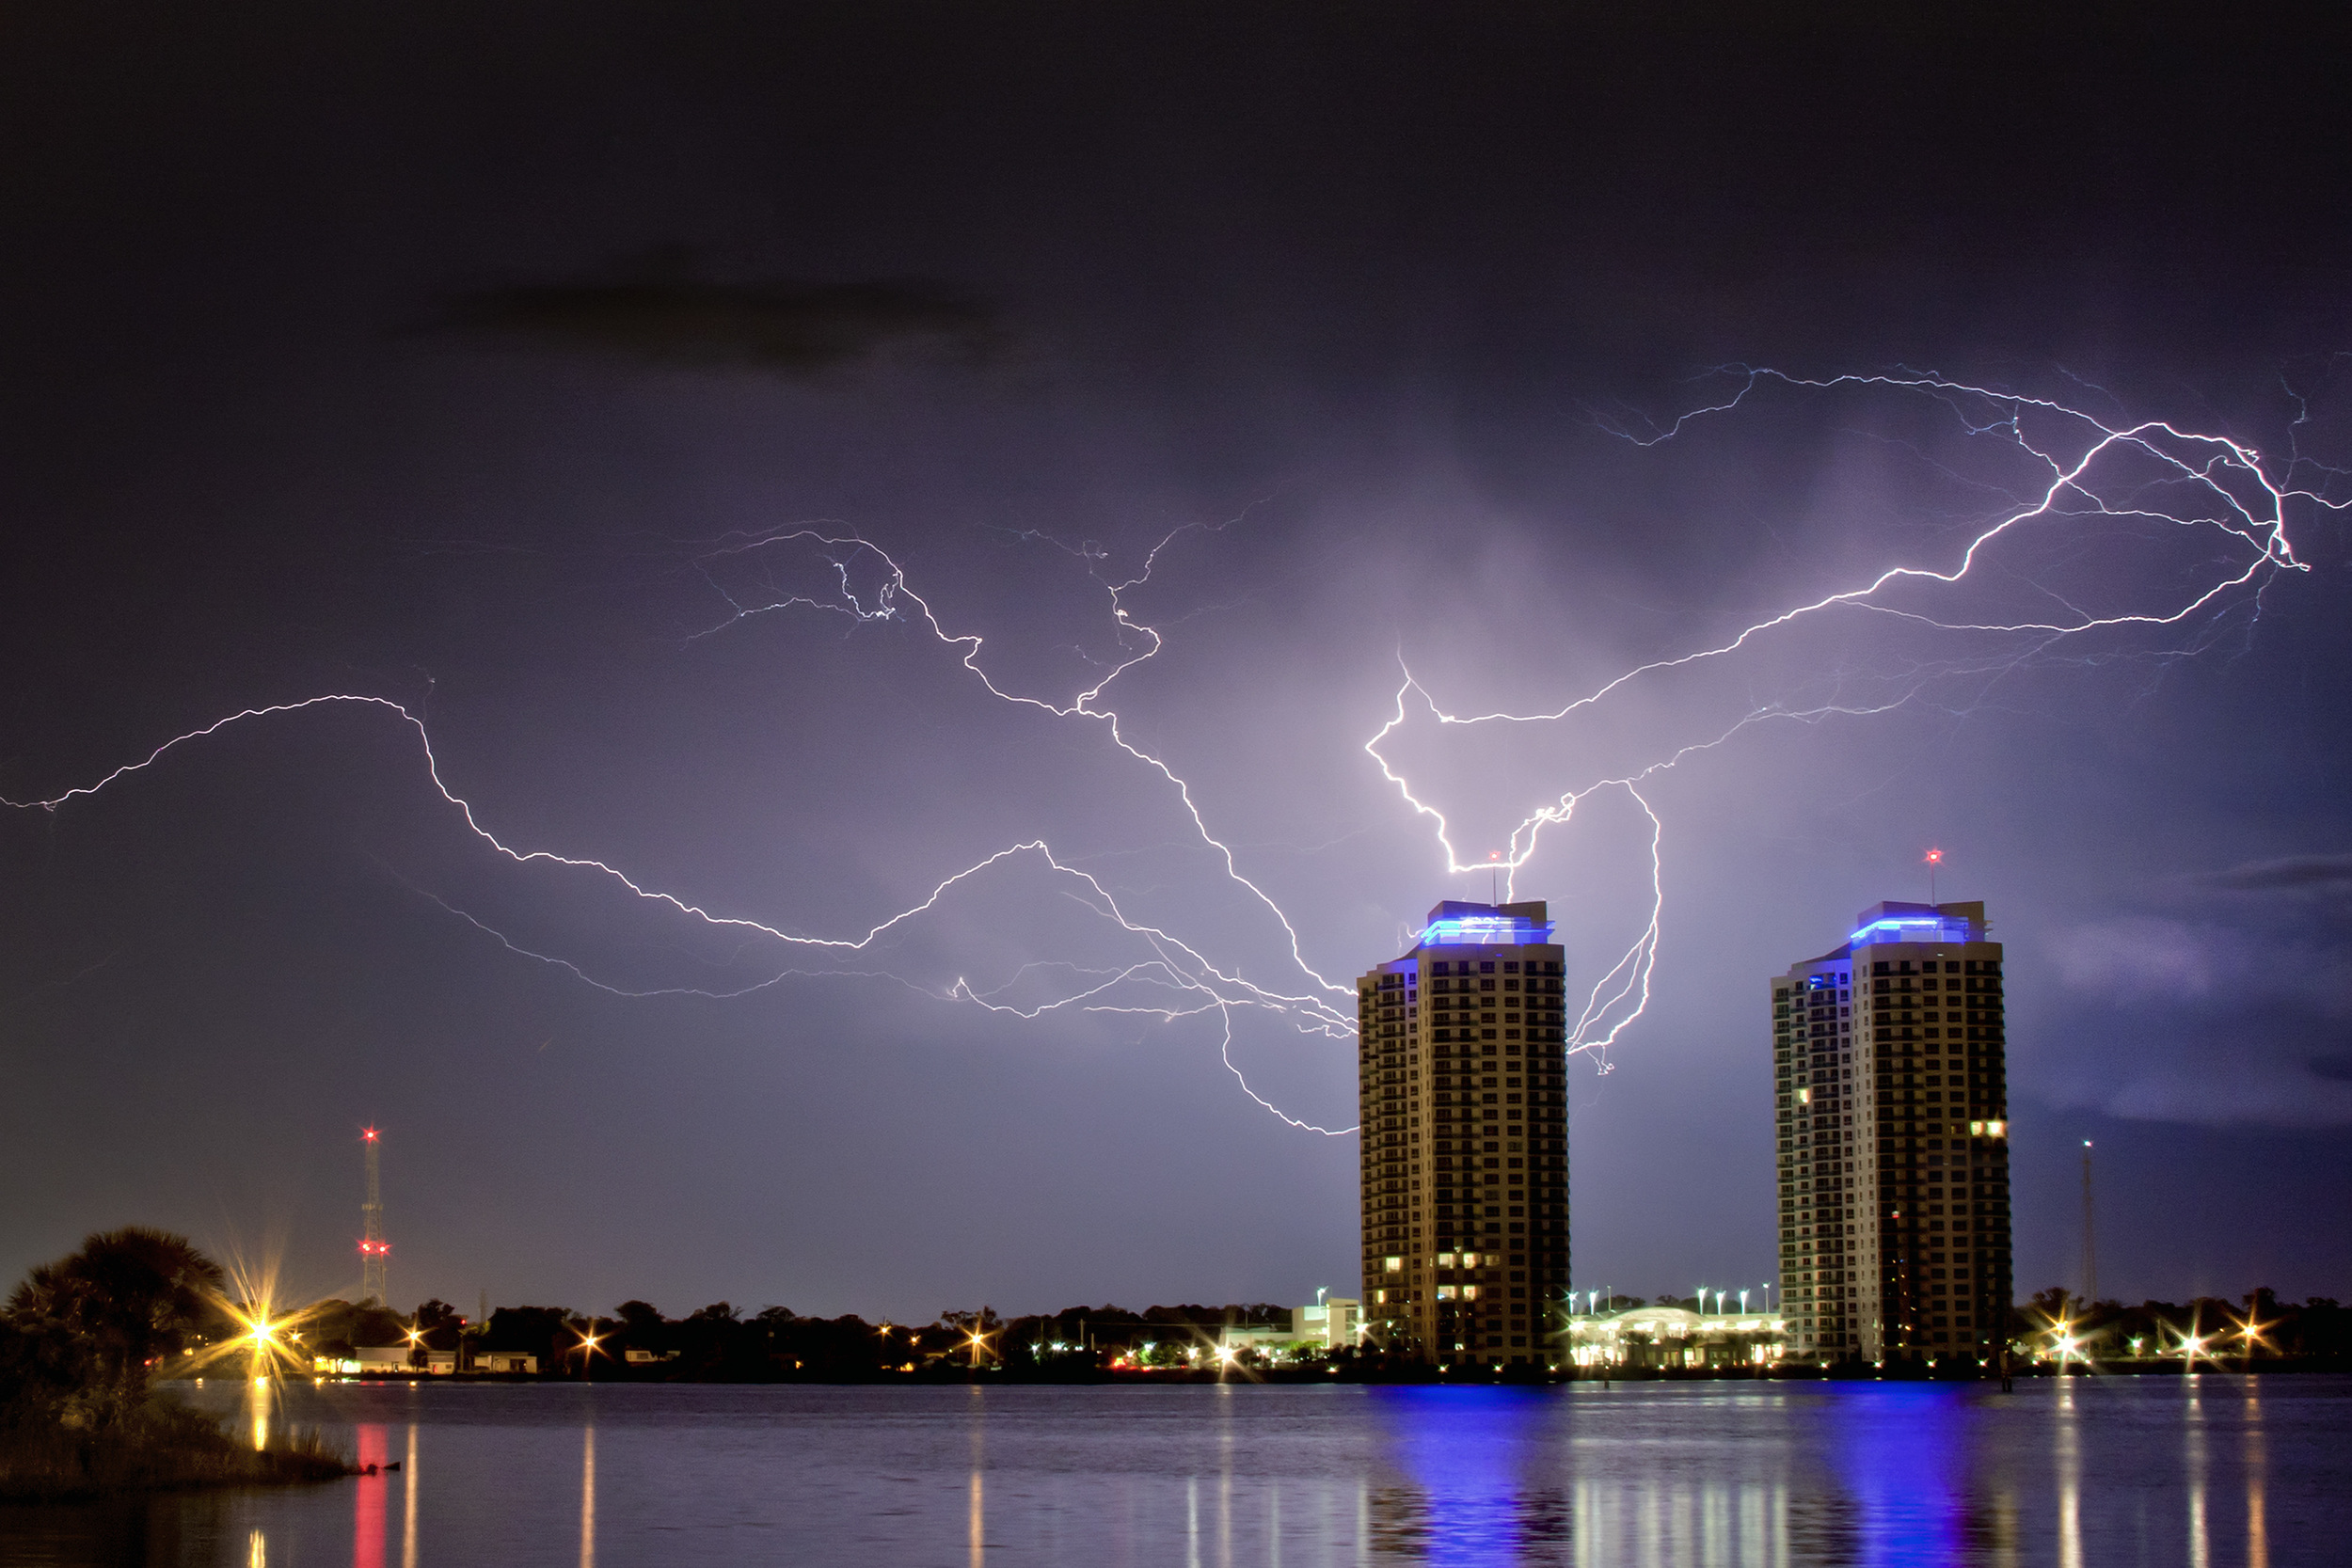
[437,263,1000,374]
[2198,853,2352,895]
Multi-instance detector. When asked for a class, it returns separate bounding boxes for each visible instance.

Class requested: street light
[2233,1308,2270,1370]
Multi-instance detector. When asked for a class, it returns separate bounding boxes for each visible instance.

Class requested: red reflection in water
[355,1424,389,1568]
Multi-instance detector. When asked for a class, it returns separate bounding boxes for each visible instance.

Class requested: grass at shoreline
[0,1398,351,1502]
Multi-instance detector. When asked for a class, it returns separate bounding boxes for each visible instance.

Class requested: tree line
[432,1298,1300,1379]
[2015,1286,2352,1362]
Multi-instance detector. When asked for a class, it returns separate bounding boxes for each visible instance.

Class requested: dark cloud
[2312,1053,2352,1085]
[437,256,1000,375]
[2197,854,2352,894]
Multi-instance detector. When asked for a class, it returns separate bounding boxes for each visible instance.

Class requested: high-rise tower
[1359,900,1570,1368]
[360,1126,389,1306]
[1772,901,2012,1366]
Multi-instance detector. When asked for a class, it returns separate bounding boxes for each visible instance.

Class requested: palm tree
[6,1227,228,1416]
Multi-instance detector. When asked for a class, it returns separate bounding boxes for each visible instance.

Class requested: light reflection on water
[1,1376,2339,1567]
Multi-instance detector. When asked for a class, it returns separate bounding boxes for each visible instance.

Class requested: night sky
[6,2,2351,1324]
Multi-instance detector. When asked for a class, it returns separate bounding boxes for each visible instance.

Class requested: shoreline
[0,1406,352,1504]
[171,1357,2348,1391]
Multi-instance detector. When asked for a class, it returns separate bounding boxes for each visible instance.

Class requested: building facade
[1359,900,1571,1366]
[1772,900,2013,1365]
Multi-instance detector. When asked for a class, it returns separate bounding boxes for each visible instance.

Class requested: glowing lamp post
[246,1315,277,1380]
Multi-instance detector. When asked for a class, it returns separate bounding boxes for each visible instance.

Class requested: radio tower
[2080,1139,2097,1308]
[360,1127,389,1306]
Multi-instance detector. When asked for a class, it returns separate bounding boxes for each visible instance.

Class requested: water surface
[2,1374,2338,1566]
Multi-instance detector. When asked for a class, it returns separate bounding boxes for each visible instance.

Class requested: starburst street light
[2233,1308,2271,1368]
[2043,1317,2086,1372]
[242,1311,278,1377]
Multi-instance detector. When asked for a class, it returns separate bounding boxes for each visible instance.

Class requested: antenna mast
[361,1127,389,1305]
[2080,1139,2096,1307]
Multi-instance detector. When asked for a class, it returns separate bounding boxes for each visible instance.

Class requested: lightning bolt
[8,369,2343,1132]
[1365,366,2341,1066]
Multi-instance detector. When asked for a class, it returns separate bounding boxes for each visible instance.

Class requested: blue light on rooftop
[1419,915,1555,947]
[1848,916,1970,946]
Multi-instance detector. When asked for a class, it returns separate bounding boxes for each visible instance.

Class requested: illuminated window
[1384,1256,1404,1273]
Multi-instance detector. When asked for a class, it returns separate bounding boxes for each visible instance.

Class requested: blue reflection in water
[1371,1386,1563,1565]
[1827,1386,1974,1568]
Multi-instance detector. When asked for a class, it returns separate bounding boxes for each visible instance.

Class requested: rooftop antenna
[1925,847,1943,905]
[360,1127,388,1306]
[2081,1140,2097,1307]
[1489,850,1502,903]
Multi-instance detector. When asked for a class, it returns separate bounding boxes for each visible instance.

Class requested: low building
[1295,1296,1359,1350]
[1565,1307,1784,1371]
[1217,1296,1363,1359]
[472,1350,537,1374]
[351,1345,415,1373]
